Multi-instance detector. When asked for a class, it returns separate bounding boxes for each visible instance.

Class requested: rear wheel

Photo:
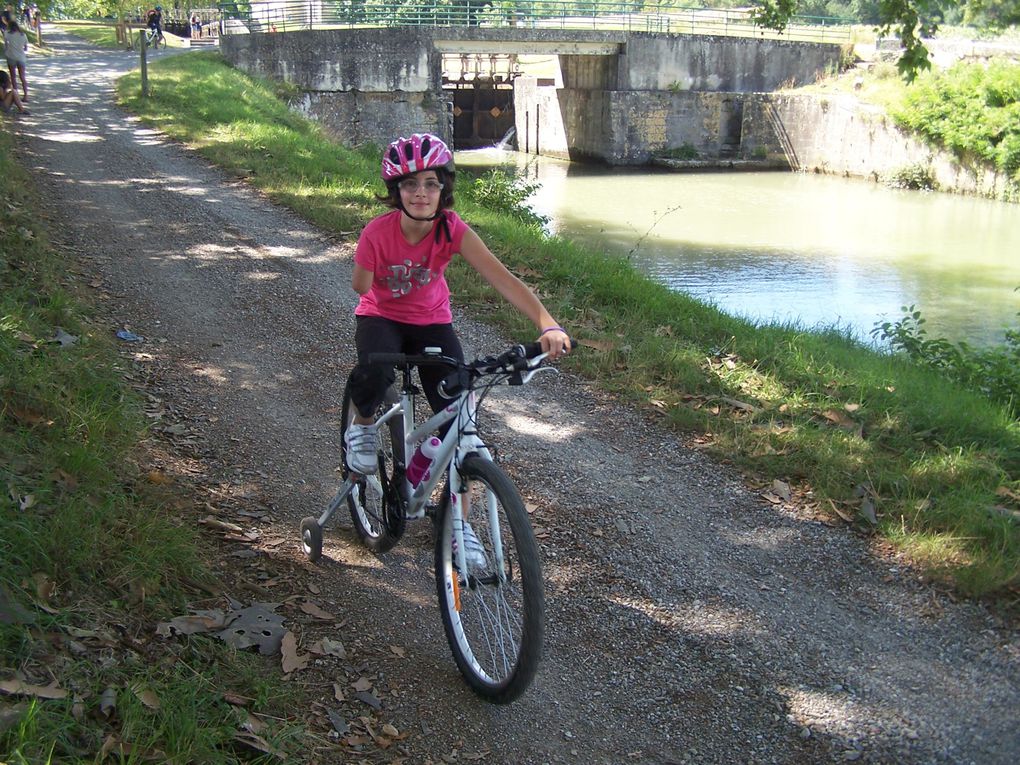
[435,455,544,703]
[340,379,405,553]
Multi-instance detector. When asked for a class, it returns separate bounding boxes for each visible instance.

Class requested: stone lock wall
[222,27,844,162]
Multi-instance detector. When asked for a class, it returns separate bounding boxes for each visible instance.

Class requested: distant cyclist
[145,5,163,44]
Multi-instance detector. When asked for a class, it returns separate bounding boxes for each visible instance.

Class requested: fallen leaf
[326,708,349,736]
[771,479,792,502]
[389,645,406,658]
[309,638,346,659]
[332,682,345,702]
[0,679,67,700]
[352,677,373,693]
[996,486,1020,504]
[299,601,335,620]
[354,690,382,710]
[241,711,266,734]
[32,573,55,603]
[132,685,160,710]
[859,497,878,526]
[827,499,855,523]
[719,396,757,412]
[280,631,309,674]
[147,470,171,485]
[844,402,861,413]
[198,516,243,533]
[233,730,286,760]
[578,338,615,352]
[100,686,118,717]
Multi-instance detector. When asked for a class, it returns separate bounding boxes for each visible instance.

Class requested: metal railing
[217,1,851,43]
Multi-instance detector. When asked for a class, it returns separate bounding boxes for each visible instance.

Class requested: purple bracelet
[541,326,565,335]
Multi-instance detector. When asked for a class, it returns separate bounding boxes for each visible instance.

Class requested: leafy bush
[892,61,1020,184]
[464,167,548,228]
[884,163,938,190]
[872,301,1020,418]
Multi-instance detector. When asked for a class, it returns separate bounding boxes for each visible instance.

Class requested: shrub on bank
[893,61,1020,186]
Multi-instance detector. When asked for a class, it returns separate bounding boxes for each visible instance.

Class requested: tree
[751,0,953,79]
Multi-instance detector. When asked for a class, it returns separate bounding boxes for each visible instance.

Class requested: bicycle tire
[434,454,544,703]
[340,378,405,553]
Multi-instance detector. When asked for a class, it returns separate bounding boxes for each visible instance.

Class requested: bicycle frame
[316,349,552,577]
[376,373,498,578]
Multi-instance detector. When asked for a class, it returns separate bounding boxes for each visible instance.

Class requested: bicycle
[144,26,164,49]
[300,341,565,703]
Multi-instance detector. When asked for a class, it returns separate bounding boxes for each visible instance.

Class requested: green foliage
[883,162,938,189]
[872,301,1020,418]
[463,167,549,228]
[893,61,1020,184]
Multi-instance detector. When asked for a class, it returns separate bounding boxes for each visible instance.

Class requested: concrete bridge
[220,25,845,164]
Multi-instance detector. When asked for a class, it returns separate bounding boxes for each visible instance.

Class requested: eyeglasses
[398,179,444,194]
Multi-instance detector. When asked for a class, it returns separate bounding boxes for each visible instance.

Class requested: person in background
[3,19,28,102]
[146,5,163,36]
[190,11,202,40]
[0,68,28,114]
[0,5,13,33]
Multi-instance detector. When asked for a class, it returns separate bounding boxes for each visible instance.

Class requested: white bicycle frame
[354,351,552,578]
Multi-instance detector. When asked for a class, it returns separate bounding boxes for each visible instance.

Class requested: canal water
[456,149,1020,348]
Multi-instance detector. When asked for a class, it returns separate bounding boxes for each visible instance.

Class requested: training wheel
[300,517,323,562]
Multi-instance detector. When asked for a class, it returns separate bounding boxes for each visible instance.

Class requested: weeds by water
[110,53,1019,601]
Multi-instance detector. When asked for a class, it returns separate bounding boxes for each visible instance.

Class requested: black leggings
[349,316,464,418]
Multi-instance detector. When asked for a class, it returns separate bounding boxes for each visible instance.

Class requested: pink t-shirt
[354,209,469,325]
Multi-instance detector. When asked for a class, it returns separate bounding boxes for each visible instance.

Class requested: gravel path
[12,27,1019,765]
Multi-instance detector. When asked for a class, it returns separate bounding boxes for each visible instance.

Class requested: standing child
[3,19,27,102]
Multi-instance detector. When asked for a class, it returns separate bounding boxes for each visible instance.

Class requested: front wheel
[435,455,544,703]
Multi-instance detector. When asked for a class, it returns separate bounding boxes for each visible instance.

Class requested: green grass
[111,52,1020,602]
[0,127,300,762]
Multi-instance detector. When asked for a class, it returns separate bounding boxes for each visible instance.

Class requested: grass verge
[113,52,1020,602]
[0,126,298,762]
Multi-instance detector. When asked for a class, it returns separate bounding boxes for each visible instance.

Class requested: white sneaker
[344,423,378,474]
[453,521,488,571]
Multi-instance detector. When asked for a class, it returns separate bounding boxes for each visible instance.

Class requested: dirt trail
[12,27,1019,765]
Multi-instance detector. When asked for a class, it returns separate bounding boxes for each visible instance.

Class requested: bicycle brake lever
[518,366,558,385]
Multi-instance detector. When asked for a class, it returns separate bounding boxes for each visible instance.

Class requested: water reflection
[458,149,1020,347]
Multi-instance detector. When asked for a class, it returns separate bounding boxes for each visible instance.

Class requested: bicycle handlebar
[367,339,576,399]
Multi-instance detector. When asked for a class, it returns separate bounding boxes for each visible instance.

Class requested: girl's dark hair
[0,71,9,89]
[377,167,456,212]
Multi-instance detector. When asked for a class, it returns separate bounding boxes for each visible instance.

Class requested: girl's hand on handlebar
[539,327,571,360]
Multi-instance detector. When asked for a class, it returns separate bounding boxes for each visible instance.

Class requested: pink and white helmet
[382,133,454,181]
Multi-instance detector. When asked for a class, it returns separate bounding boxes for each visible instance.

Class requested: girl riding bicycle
[345,133,571,477]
